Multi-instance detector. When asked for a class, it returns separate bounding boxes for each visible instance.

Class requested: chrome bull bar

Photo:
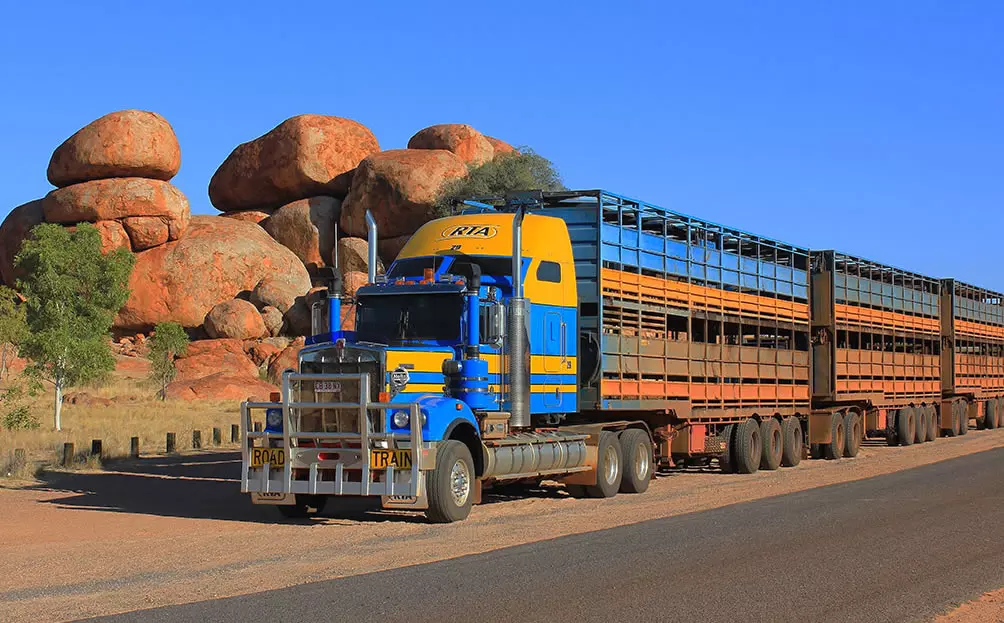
[240,371,426,498]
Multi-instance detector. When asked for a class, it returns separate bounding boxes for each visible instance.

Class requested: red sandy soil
[937,587,1004,622]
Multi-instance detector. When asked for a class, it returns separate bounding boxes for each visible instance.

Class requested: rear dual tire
[618,428,653,494]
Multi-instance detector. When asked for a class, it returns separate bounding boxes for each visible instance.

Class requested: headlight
[392,410,410,428]
[266,408,283,430]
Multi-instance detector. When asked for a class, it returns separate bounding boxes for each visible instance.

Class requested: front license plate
[315,381,342,393]
[370,449,412,470]
[250,447,285,468]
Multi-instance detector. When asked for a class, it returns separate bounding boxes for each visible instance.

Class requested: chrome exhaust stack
[508,208,530,428]
[365,210,378,284]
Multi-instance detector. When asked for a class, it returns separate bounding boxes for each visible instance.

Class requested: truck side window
[536,261,561,283]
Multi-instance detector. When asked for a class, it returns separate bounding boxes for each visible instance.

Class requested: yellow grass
[1,376,249,478]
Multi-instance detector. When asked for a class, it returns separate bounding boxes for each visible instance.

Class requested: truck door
[544,311,562,407]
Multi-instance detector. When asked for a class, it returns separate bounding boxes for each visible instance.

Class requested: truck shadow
[27,451,419,525]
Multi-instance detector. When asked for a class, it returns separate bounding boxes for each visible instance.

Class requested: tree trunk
[0,344,7,381]
[54,380,63,431]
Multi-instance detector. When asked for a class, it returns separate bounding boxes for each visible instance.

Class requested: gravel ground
[2,428,1003,622]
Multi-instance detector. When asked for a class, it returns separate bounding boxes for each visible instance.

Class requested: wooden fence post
[62,443,74,467]
[192,430,202,449]
[12,448,25,471]
[166,432,176,454]
[231,424,240,443]
[212,427,222,446]
[130,437,140,458]
[253,421,262,433]
[90,439,102,457]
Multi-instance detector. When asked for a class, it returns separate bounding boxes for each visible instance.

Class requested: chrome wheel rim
[450,459,471,506]
[634,443,650,480]
[603,445,619,484]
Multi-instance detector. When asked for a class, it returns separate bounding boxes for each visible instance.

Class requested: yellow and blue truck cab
[241,192,654,523]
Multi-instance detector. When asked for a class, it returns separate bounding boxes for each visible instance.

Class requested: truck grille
[297,350,382,435]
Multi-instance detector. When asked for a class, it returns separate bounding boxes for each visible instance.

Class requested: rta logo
[441,225,498,239]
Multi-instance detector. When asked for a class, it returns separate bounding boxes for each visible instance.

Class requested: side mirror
[481,302,505,347]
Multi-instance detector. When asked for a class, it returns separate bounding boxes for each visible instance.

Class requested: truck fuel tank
[482,431,588,480]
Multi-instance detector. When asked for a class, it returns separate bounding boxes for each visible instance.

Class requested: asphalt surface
[90,447,1004,623]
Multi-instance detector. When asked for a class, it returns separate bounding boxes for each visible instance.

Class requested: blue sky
[2,1,1002,288]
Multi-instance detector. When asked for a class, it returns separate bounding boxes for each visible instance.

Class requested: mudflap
[251,492,295,505]
[381,489,430,510]
[808,413,833,445]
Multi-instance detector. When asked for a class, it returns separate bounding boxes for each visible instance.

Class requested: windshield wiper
[397,309,410,340]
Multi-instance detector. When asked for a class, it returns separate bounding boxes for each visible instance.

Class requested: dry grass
[0,375,247,480]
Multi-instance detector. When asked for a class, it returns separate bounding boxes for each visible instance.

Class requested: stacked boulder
[341,123,514,266]
[43,110,190,253]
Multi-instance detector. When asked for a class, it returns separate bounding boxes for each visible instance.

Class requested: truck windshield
[355,294,463,344]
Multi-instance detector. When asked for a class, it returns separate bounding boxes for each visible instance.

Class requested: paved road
[92,448,1004,623]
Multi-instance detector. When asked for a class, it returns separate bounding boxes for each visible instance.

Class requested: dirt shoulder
[936,587,1004,622]
[2,430,1003,622]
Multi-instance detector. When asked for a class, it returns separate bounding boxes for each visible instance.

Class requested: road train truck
[239,190,1001,522]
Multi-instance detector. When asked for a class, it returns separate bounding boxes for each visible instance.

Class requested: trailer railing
[240,372,425,499]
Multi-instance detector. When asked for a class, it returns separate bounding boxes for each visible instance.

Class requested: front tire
[585,431,623,498]
[618,428,653,493]
[425,440,475,523]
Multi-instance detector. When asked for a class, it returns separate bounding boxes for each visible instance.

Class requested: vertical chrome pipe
[509,208,530,428]
[365,210,378,284]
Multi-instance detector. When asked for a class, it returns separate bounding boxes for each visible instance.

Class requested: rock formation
[340,149,467,239]
[115,216,311,333]
[408,124,494,166]
[209,114,379,213]
[47,110,181,187]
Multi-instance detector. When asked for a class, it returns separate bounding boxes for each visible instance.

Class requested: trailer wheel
[926,405,938,441]
[914,407,928,444]
[896,407,915,446]
[988,400,1000,430]
[781,417,802,467]
[843,411,862,457]
[759,418,783,471]
[277,495,326,519]
[959,401,969,435]
[585,431,623,498]
[824,412,845,460]
[719,424,736,473]
[943,402,958,437]
[618,429,653,494]
[733,418,762,474]
[425,440,475,523]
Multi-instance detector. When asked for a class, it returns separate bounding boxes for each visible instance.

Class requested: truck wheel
[425,440,475,523]
[926,405,938,441]
[586,431,623,498]
[844,411,862,457]
[277,495,326,519]
[959,401,969,435]
[618,428,653,493]
[943,402,958,437]
[824,412,845,460]
[719,424,736,473]
[985,400,998,430]
[914,407,928,444]
[781,417,802,467]
[759,418,782,471]
[733,418,762,474]
[897,408,915,446]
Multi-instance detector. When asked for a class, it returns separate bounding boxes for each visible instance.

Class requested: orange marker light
[378,391,390,402]
[424,268,435,281]
[269,392,281,403]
